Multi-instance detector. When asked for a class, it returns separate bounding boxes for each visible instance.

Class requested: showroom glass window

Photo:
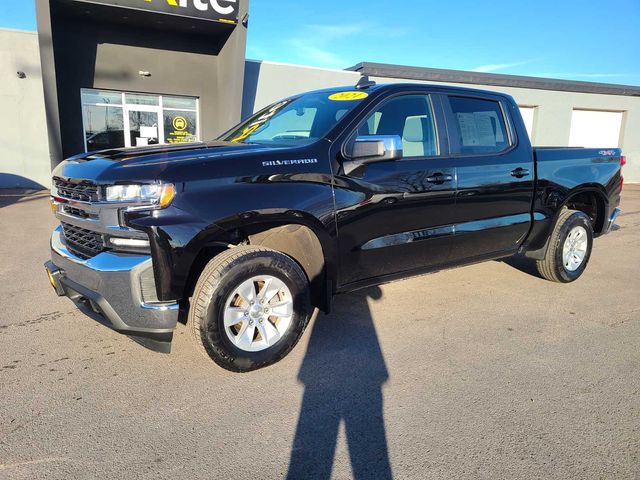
[162,96,198,145]
[81,89,200,151]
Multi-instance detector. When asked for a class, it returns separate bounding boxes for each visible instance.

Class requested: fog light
[109,238,150,248]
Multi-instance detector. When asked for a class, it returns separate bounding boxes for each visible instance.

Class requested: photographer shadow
[287,286,393,480]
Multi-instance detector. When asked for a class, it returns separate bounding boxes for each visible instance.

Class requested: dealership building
[1,0,639,188]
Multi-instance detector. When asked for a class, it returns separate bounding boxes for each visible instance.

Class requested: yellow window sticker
[328,91,369,101]
[231,124,262,143]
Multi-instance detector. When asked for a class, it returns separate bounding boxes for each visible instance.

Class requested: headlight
[105,183,176,208]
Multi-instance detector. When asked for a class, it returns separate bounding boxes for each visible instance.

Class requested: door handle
[511,167,530,178]
[426,173,453,184]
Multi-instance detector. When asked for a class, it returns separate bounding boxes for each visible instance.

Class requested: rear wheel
[536,209,593,283]
[187,246,312,372]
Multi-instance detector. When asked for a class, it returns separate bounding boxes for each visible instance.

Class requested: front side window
[221,91,366,145]
[448,96,511,154]
[357,95,438,158]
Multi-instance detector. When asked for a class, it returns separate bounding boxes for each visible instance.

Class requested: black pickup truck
[45,80,624,371]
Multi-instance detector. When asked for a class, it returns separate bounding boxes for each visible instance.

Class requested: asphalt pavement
[1,187,639,479]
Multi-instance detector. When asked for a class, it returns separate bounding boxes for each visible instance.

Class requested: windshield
[220,91,369,145]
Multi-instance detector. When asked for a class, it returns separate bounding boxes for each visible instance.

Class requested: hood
[52,140,298,184]
[70,141,255,163]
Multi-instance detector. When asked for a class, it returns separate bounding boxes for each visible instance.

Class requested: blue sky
[4,0,639,85]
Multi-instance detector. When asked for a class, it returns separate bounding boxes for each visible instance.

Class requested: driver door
[334,93,457,287]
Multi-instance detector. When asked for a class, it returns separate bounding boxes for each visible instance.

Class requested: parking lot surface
[1,187,639,479]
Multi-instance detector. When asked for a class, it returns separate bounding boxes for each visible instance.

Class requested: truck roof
[300,82,514,102]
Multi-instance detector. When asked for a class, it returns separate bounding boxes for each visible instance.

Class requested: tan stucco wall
[0,30,50,188]
[244,60,360,114]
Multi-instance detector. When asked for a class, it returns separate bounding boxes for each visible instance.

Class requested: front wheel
[536,209,594,283]
[187,246,312,372]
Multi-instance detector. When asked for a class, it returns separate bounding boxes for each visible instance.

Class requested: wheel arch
[524,184,608,260]
[561,185,608,236]
[183,216,336,314]
[245,221,334,313]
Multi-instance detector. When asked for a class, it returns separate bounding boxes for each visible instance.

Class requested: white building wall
[0,29,50,188]
[243,60,360,114]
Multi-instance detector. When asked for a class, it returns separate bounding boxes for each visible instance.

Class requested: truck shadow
[287,286,393,480]
[0,175,48,209]
[499,255,544,279]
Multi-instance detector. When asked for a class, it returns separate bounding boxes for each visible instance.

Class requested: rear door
[443,94,535,261]
[334,92,457,287]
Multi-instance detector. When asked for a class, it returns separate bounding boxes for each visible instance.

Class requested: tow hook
[44,262,66,296]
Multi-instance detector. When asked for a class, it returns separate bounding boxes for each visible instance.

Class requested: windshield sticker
[231,100,289,143]
[328,91,369,101]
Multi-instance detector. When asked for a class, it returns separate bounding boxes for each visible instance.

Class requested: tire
[187,245,312,372]
[536,209,594,283]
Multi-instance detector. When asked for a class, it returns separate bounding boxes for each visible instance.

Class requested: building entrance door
[124,106,163,148]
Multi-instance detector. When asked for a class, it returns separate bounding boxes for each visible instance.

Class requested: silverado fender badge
[262,159,318,167]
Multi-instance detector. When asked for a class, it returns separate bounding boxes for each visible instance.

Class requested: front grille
[54,178,99,202]
[61,222,105,259]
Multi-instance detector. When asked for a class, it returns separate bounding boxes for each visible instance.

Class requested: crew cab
[45,80,624,371]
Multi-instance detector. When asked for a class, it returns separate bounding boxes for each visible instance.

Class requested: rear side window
[448,96,511,155]
[358,95,439,158]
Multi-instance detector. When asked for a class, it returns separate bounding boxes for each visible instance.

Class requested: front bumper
[45,226,179,353]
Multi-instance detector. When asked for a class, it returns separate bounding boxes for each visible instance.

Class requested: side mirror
[343,135,403,175]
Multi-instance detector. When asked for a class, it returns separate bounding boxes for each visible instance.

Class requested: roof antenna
[355,75,376,90]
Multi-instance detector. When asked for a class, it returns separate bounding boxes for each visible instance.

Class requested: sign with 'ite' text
[73,0,239,23]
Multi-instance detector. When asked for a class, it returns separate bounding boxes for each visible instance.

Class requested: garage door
[518,106,536,140]
[569,109,623,148]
